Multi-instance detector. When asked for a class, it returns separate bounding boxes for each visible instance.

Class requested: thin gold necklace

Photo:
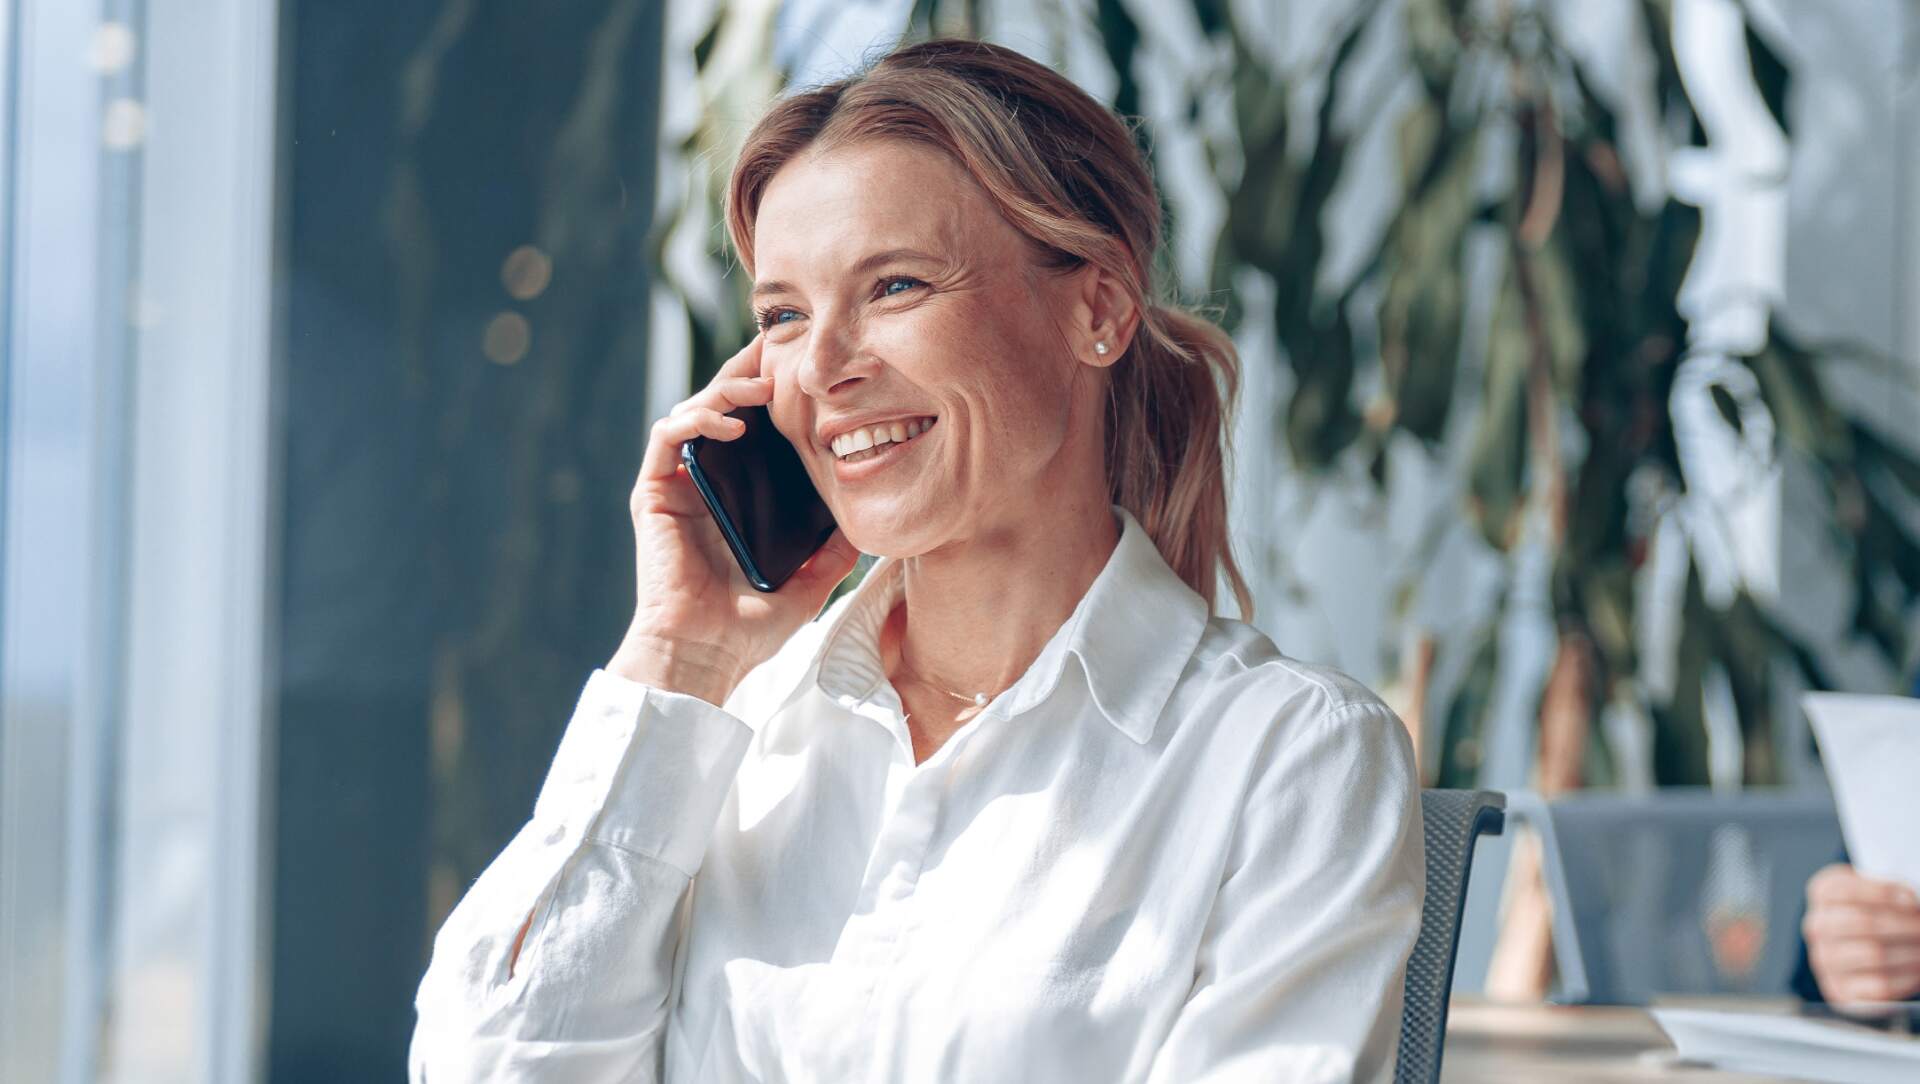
[894,656,994,709]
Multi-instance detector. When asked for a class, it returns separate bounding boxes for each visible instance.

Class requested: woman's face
[750,140,1115,559]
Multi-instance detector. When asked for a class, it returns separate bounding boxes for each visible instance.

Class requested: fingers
[671,375,776,418]
[1804,902,1920,944]
[714,331,766,381]
[1808,865,1920,910]
[641,336,778,496]
[1818,938,1920,975]
[1823,966,1920,1006]
[781,527,862,602]
[639,406,746,485]
[1806,873,1920,1003]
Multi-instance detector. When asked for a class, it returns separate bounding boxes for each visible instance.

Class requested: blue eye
[754,306,799,330]
[882,276,923,297]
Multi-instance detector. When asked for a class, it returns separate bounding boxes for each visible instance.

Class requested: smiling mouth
[831,416,937,464]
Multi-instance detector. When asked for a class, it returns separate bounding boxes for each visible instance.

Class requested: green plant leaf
[1468,273,1532,548]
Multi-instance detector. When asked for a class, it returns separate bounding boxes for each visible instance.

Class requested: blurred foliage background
[649,0,1920,804]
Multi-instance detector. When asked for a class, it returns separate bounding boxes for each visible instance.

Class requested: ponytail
[1107,303,1254,620]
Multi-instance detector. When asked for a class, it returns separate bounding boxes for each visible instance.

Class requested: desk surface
[1440,1001,1800,1083]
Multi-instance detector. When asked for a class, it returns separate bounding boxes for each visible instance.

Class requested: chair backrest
[1396,788,1506,1084]
[1509,788,1841,1004]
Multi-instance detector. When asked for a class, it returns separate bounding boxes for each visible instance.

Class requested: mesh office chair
[1506,788,1842,1004]
[1395,789,1506,1084]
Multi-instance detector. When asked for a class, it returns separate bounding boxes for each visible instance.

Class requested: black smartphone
[681,404,839,592]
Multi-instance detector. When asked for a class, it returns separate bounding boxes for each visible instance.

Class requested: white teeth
[830,417,935,460]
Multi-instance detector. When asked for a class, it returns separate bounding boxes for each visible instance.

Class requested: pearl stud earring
[1094,340,1110,356]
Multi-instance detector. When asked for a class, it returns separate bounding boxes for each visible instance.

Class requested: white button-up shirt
[410,507,1424,1083]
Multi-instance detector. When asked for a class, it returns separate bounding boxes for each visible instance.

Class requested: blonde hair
[724,37,1253,620]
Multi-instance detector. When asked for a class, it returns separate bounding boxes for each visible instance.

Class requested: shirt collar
[791,505,1210,744]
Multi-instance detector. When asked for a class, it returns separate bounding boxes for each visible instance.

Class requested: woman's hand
[607,333,861,705]
[1803,863,1920,1004]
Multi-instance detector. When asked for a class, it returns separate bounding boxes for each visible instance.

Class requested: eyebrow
[750,247,945,301]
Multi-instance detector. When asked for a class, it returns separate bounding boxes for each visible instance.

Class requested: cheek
[767,382,811,445]
[761,344,803,385]
[963,320,1079,438]
[902,302,1069,412]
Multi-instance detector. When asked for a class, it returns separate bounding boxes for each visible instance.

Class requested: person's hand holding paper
[1801,863,1920,1004]
[1803,694,1920,1005]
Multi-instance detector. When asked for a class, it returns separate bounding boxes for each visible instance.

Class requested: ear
[1063,260,1141,370]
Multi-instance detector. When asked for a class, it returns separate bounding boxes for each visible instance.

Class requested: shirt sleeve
[1143,702,1426,1084]
[408,667,753,1083]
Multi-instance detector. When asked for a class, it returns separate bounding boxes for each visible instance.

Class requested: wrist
[606,632,744,706]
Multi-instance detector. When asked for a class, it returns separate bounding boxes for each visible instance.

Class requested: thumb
[783,527,862,603]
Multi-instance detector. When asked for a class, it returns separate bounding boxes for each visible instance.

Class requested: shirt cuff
[533,668,754,877]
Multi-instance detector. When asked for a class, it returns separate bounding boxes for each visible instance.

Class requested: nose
[792,311,881,401]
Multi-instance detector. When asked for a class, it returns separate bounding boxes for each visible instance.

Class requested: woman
[411,38,1423,1083]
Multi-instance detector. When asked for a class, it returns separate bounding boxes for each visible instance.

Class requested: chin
[833,498,946,560]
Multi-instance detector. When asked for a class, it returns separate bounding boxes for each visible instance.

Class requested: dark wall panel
[269,2,664,1077]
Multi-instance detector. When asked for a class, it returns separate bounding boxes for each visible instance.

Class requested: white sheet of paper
[1653,1007,1920,1084]
[1803,693,1920,893]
